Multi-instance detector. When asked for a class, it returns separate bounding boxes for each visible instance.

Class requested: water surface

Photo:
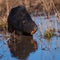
[0,16,60,60]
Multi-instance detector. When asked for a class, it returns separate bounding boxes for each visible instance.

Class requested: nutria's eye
[23,20,26,24]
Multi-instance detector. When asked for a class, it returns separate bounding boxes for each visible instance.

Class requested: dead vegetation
[0,0,60,31]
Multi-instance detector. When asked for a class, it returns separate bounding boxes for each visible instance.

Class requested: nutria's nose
[31,26,37,35]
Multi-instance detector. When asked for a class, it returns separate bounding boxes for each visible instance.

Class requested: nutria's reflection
[8,35,37,59]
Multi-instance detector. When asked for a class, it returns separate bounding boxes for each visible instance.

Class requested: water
[0,16,60,60]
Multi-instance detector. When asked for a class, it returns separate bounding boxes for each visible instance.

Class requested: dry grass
[0,0,60,31]
[0,16,7,31]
